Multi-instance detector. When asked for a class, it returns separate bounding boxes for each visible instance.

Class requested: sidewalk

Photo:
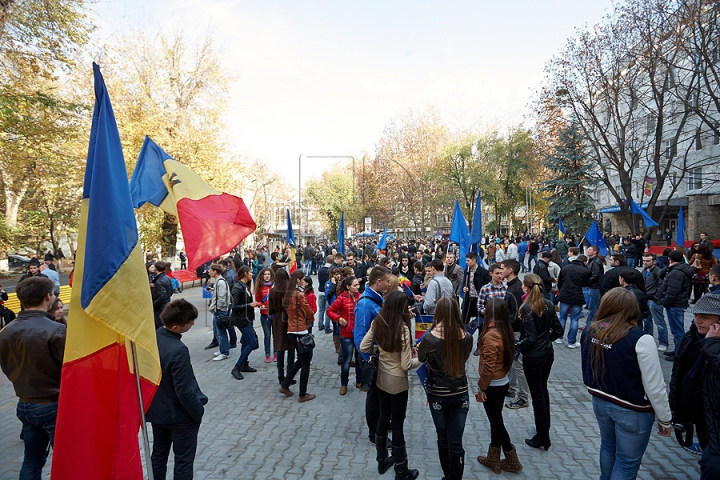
[0,281,702,479]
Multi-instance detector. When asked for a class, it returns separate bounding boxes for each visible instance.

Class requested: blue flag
[584,220,607,256]
[375,228,388,253]
[558,217,566,239]
[469,193,483,253]
[629,199,659,228]
[286,209,295,247]
[449,200,470,269]
[338,212,345,255]
[677,206,685,247]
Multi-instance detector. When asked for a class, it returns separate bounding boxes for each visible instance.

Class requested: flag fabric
[584,220,608,256]
[449,200,470,269]
[52,63,161,480]
[677,206,686,247]
[629,198,659,228]
[558,217,566,239]
[130,136,256,270]
[286,209,297,273]
[375,228,388,254]
[468,193,483,253]
[338,212,345,255]
[643,176,655,197]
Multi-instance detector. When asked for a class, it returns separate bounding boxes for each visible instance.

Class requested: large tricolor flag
[130,136,256,270]
[286,208,297,273]
[52,63,161,479]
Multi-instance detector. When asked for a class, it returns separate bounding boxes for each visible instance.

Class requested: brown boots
[333,335,340,353]
[478,445,522,474]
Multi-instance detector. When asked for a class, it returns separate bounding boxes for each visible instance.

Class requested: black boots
[392,444,419,479]
[439,446,464,480]
[439,446,449,479]
[375,435,394,474]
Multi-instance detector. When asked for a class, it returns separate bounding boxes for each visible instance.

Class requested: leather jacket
[516,299,560,358]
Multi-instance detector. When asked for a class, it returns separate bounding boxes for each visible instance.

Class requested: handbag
[296,333,315,353]
[215,310,231,330]
[692,256,702,269]
[360,354,378,392]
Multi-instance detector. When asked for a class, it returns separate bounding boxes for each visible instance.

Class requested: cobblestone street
[0,279,703,479]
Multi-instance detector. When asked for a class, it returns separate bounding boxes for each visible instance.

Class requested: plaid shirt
[477,281,507,316]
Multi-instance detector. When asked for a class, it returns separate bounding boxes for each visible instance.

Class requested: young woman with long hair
[418,296,473,479]
[270,269,295,385]
[278,270,317,403]
[254,267,276,363]
[475,297,522,474]
[517,273,561,451]
[690,243,717,303]
[581,288,672,479]
[326,276,361,395]
[361,290,420,479]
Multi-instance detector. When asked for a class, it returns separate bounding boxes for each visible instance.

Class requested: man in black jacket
[600,254,645,296]
[586,246,605,325]
[346,252,367,292]
[699,295,720,478]
[533,252,554,301]
[642,253,669,352]
[557,255,591,348]
[152,262,174,329]
[147,299,208,480]
[657,250,695,358]
[619,270,649,318]
[461,252,491,325]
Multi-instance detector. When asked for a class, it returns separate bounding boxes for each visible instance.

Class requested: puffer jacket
[254,282,272,315]
[230,281,255,328]
[326,290,360,338]
[587,256,605,289]
[557,260,591,305]
[516,299,561,358]
[669,323,705,427]
[657,262,694,309]
[700,337,720,456]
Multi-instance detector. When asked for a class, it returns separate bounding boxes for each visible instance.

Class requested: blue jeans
[665,307,686,352]
[558,302,583,344]
[340,337,361,386]
[647,300,668,347]
[626,257,636,268]
[429,393,470,458]
[17,401,57,480]
[317,294,327,330]
[528,254,538,271]
[332,318,340,336]
[212,312,230,355]
[228,326,237,347]
[592,396,655,480]
[260,314,276,356]
[586,289,601,325]
[304,259,312,273]
[519,253,527,271]
[233,325,258,368]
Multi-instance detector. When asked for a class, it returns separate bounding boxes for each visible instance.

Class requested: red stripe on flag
[178,193,256,270]
[52,343,157,480]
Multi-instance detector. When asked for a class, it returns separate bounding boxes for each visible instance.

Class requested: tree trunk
[161,212,178,257]
[4,180,28,227]
[66,231,76,259]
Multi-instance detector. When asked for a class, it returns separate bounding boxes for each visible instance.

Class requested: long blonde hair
[521,273,545,316]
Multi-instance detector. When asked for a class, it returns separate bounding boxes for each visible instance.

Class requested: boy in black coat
[147,299,208,480]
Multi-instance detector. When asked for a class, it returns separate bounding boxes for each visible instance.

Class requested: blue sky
[92,0,614,183]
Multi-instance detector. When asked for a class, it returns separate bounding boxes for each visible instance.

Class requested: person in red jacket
[303,277,318,318]
[254,267,276,363]
[327,276,361,395]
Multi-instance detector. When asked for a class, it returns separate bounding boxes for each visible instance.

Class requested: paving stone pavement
[0,278,703,479]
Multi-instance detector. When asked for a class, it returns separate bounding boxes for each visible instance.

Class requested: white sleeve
[636,335,672,426]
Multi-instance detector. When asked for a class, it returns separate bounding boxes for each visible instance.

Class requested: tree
[304,165,356,236]
[541,121,595,234]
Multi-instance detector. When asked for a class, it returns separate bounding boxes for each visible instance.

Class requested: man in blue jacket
[354,265,391,445]
[147,299,208,480]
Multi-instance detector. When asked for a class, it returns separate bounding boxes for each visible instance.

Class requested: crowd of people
[2,229,720,479]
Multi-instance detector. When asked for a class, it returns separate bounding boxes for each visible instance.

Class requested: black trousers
[276,349,296,383]
[364,361,381,440]
[282,334,312,396]
[483,384,512,451]
[523,354,553,444]
[151,421,201,480]
[377,388,408,447]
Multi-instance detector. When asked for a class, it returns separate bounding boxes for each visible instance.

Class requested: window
[646,115,655,135]
[696,127,703,150]
[664,139,677,160]
[688,167,703,191]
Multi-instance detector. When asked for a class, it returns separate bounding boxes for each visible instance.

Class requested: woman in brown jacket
[278,270,317,403]
[690,243,717,303]
[270,269,294,385]
[476,297,522,474]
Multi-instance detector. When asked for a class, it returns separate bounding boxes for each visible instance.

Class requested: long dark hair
[254,267,274,296]
[481,298,514,372]
[589,287,641,383]
[337,276,355,296]
[283,270,305,308]
[431,296,466,377]
[374,291,411,353]
[269,268,289,311]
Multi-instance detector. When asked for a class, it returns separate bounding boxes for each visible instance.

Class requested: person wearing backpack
[208,265,232,362]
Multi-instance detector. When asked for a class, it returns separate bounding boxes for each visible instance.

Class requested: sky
[91,0,614,185]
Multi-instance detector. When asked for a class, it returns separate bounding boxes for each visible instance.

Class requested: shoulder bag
[294,292,315,353]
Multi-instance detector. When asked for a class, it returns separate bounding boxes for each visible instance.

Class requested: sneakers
[506,398,529,409]
[684,443,703,456]
[265,355,271,363]
[554,339,563,344]
[567,342,581,349]
[273,354,278,362]
[657,345,668,352]
[213,354,229,361]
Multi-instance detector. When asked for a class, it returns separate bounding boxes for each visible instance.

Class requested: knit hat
[691,294,720,317]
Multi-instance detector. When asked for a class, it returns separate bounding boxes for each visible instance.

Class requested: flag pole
[131,341,155,480]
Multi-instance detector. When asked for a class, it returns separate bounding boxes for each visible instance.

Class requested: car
[8,255,31,273]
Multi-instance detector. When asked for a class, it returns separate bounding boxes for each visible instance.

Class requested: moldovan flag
[130,136,256,270]
[286,208,297,273]
[51,63,161,479]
